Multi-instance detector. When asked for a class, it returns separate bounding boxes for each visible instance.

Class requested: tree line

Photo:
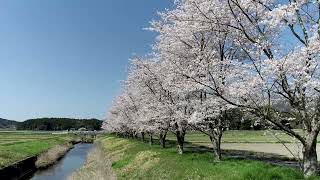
[0,118,18,129]
[103,0,320,177]
[17,118,102,131]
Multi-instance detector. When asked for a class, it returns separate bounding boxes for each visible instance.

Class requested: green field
[0,130,306,169]
[0,130,317,179]
[99,135,318,180]
[0,131,73,168]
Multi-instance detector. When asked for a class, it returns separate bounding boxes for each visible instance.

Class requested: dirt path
[222,143,305,158]
[192,142,309,158]
[188,142,308,169]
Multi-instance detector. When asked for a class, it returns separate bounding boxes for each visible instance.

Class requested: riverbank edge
[0,137,94,180]
[68,140,116,180]
[35,143,74,169]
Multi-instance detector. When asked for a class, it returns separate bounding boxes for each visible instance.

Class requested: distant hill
[0,118,18,129]
[16,118,102,131]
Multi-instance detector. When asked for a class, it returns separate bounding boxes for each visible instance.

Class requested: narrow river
[28,143,94,180]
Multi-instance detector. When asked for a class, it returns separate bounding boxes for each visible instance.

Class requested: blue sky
[0,0,172,121]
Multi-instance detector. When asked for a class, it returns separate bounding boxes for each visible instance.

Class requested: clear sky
[0,0,173,121]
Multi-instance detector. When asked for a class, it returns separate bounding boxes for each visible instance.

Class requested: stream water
[28,143,94,180]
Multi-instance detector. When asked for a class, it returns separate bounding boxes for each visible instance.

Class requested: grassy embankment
[94,135,320,180]
[0,131,74,168]
[35,143,74,168]
[69,144,116,180]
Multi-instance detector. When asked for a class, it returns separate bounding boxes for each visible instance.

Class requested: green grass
[100,135,317,180]
[0,131,73,168]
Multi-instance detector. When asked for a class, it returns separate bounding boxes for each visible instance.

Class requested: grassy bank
[69,145,116,180]
[99,135,317,180]
[36,143,73,168]
[0,132,74,168]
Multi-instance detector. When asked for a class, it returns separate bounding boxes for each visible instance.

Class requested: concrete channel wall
[0,156,37,180]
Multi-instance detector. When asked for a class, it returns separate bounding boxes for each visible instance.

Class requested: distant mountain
[0,118,18,129]
[17,118,103,131]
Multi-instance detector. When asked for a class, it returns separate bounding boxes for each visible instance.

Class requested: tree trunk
[141,132,145,142]
[176,130,185,154]
[149,134,153,146]
[210,134,222,161]
[303,132,319,177]
[159,131,167,148]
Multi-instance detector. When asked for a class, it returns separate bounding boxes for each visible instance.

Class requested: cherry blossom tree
[221,0,320,176]
[129,57,190,153]
[104,0,320,176]
[149,0,239,160]
[151,0,320,175]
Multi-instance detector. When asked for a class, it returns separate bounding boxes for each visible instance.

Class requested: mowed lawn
[100,135,318,180]
[0,131,73,168]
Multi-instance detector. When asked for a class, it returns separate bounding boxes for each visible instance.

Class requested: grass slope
[0,132,73,168]
[100,135,317,180]
[69,146,116,180]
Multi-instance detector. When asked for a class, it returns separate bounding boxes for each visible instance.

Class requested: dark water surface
[29,143,93,180]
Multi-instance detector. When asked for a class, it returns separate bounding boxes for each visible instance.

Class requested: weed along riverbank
[68,143,116,180]
[35,143,74,169]
[0,133,96,180]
